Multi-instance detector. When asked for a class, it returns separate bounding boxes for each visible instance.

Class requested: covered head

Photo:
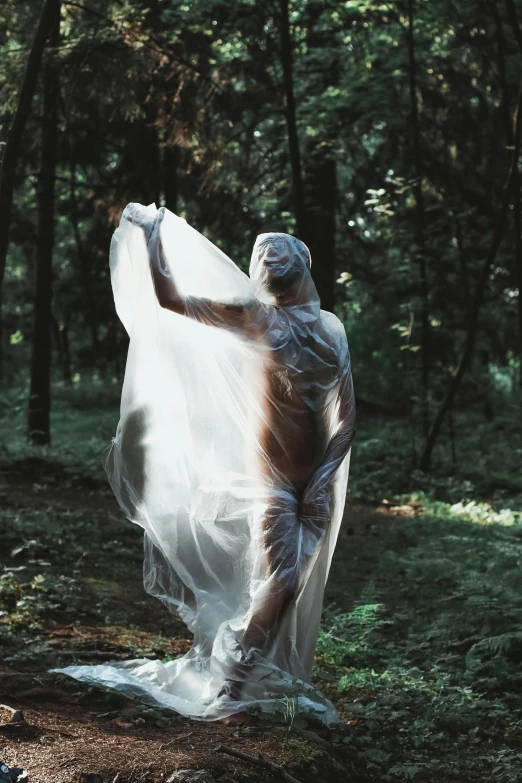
[249,232,320,308]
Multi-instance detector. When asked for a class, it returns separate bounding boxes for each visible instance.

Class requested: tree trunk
[120,96,160,207]
[164,144,179,213]
[139,109,161,207]
[407,0,431,438]
[304,155,337,313]
[279,0,306,238]
[60,311,72,384]
[514,171,522,391]
[28,2,60,444]
[69,154,100,364]
[302,2,339,313]
[504,0,522,387]
[0,0,60,379]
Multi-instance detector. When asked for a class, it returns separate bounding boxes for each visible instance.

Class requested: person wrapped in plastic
[52,203,356,724]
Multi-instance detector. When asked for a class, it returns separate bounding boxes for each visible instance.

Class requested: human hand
[124,203,162,241]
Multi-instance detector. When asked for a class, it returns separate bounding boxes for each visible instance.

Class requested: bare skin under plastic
[51,204,356,724]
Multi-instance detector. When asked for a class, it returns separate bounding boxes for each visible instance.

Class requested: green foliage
[0,376,119,478]
[316,494,522,781]
[2,0,522,448]
[316,601,390,667]
[350,386,522,505]
[0,570,80,631]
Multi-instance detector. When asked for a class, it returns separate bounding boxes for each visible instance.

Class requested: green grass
[316,499,522,780]
[1,376,120,479]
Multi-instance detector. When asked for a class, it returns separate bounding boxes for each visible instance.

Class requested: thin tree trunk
[420,85,522,471]
[448,407,457,468]
[120,93,160,207]
[513,179,522,391]
[453,212,470,299]
[305,158,337,311]
[506,0,522,51]
[279,0,306,238]
[489,0,520,400]
[50,309,64,372]
[28,2,60,444]
[60,310,72,384]
[0,0,60,378]
[504,0,522,387]
[50,307,71,383]
[406,0,430,438]
[444,142,470,301]
[140,105,161,207]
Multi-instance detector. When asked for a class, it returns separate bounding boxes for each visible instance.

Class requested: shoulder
[320,311,350,368]
[320,310,348,345]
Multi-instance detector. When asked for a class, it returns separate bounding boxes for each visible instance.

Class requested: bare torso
[254,306,339,496]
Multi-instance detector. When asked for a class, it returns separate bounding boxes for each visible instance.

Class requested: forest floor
[0,456,369,783]
[1,388,522,782]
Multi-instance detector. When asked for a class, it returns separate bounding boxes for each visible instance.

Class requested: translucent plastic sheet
[52,204,356,724]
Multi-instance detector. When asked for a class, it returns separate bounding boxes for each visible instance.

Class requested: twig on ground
[217,744,303,783]
[160,730,195,749]
[58,757,78,768]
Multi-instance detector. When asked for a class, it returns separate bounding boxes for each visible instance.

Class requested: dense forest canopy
[1,0,521,467]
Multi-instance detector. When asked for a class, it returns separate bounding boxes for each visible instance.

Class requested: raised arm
[127,204,261,328]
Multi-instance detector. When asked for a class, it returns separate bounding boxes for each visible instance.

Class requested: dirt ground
[0,458,389,783]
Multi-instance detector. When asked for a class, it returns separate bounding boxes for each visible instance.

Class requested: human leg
[218,489,308,706]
